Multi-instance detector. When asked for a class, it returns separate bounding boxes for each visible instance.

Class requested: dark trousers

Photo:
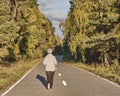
[46,71,55,88]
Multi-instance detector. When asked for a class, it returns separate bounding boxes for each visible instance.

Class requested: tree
[0,0,59,63]
[0,1,20,61]
[62,0,120,64]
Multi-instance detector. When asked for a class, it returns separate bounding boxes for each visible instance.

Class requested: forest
[0,0,62,65]
[61,0,120,65]
[0,0,120,90]
[0,0,63,90]
[61,0,120,84]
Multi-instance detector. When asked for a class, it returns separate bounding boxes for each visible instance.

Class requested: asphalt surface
[1,59,120,96]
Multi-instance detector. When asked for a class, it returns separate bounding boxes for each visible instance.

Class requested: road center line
[62,80,67,86]
[58,73,62,76]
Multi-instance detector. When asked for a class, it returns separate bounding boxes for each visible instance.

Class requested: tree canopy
[62,0,120,65]
[0,0,63,63]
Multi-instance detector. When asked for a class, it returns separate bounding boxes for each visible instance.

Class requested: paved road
[1,61,120,96]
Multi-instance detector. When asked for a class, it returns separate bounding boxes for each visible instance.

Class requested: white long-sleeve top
[43,54,57,71]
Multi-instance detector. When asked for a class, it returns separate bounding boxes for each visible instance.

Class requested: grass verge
[0,59,41,92]
[68,62,120,85]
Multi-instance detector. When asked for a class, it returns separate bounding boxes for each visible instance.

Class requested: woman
[43,48,57,89]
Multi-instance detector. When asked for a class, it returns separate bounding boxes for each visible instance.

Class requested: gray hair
[47,48,52,54]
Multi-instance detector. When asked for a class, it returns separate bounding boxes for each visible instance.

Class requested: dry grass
[69,62,120,85]
[0,59,41,91]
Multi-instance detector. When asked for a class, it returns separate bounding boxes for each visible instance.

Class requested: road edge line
[66,63,120,88]
[1,62,40,96]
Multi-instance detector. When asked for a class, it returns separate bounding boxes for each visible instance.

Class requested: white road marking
[96,75,120,88]
[67,64,120,88]
[58,73,62,76]
[62,80,67,86]
[1,63,39,96]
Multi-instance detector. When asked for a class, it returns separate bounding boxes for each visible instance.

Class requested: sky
[37,0,70,39]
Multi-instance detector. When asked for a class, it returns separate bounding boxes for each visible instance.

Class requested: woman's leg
[46,71,51,89]
[50,71,55,88]
[46,71,55,89]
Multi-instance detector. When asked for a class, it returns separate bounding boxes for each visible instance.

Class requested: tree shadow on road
[36,74,48,89]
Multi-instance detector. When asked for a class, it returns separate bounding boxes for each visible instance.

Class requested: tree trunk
[10,0,19,21]
[117,46,119,62]
[104,52,109,67]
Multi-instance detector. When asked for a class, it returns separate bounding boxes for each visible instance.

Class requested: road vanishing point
[1,56,120,96]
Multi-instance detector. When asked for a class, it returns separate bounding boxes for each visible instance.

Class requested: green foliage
[62,0,120,84]
[0,20,20,47]
[62,0,120,64]
[0,0,60,63]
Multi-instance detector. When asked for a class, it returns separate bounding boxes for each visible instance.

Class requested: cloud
[45,12,67,22]
[37,0,54,11]
[37,0,70,38]
[37,0,53,5]
[38,0,69,22]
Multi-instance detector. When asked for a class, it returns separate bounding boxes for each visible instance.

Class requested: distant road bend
[1,55,120,96]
